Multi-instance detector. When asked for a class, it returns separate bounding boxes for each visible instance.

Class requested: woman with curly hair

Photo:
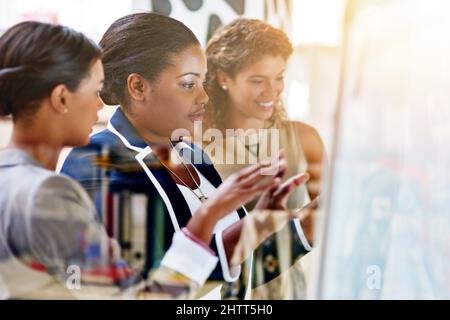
[203,18,325,299]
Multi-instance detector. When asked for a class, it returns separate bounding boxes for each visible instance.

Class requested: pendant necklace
[157,140,209,203]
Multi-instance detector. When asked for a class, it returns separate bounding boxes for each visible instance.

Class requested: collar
[0,148,41,168]
[107,107,148,152]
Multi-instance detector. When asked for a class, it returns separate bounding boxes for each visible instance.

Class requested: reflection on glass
[317,0,450,299]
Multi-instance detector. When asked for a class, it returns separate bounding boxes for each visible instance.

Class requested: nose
[197,85,209,106]
[263,80,283,100]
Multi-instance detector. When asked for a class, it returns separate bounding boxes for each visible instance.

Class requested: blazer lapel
[148,164,193,228]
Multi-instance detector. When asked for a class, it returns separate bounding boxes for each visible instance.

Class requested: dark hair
[99,12,200,106]
[204,19,293,129]
[0,21,102,118]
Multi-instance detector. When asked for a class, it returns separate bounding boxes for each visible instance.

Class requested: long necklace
[241,132,261,158]
[157,140,209,203]
[241,122,270,159]
[244,141,260,158]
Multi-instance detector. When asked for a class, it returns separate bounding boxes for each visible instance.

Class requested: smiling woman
[203,18,325,299]
[205,18,325,209]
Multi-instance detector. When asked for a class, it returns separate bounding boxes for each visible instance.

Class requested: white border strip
[294,219,313,252]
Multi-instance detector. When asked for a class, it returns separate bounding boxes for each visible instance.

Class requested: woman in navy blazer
[61,12,313,299]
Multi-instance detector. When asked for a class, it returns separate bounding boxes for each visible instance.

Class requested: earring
[222,85,227,91]
[63,108,68,114]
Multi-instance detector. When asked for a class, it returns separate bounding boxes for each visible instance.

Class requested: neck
[224,108,266,132]
[123,110,172,148]
[9,123,62,171]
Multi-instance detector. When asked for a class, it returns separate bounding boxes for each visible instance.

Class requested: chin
[71,135,90,148]
[255,111,274,122]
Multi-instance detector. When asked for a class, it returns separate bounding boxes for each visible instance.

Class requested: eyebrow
[248,70,286,78]
[177,72,201,78]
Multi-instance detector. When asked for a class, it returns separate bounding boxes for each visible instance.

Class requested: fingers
[293,172,310,185]
[227,177,281,211]
[277,149,286,163]
[234,149,287,183]
[274,159,287,180]
[304,196,320,210]
[270,174,310,209]
[272,183,294,205]
[239,159,285,187]
[293,197,320,217]
[258,158,286,177]
[246,176,281,195]
[273,173,310,198]
[233,162,266,181]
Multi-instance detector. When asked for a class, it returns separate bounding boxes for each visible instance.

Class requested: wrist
[187,204,218,244]
[181,227,215,255]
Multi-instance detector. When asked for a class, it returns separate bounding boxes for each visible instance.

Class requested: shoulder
[32,173,94,221]
[35,174,91,205]
[289,120,322,141]
[8,164,60,207]
[6,166,93,224]
[89,128,123,147]
[289,120,324,162]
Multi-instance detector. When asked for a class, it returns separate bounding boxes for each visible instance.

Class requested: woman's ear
[217,69,231,91]
[127,73,149,101]
[49,84,69,114]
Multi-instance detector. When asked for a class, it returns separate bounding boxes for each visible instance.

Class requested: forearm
[221,219,244,263]
[186,202,221,245]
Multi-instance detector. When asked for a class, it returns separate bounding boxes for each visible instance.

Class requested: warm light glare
[292,0,346,46]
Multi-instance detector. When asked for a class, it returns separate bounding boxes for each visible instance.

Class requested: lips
[189,108,205,121]
[256,101,275,109]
